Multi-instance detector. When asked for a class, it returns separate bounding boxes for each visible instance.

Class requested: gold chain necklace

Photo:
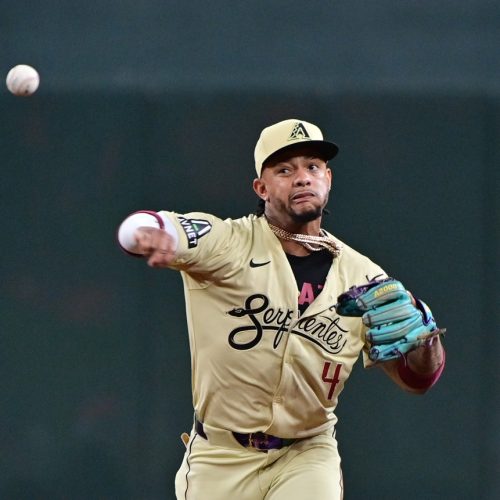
[267,221,342,257]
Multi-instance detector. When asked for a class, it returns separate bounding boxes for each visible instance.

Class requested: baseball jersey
[161,211,385,439]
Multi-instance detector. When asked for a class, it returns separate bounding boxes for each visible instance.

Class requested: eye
[277,166,290,174]
[308,163,319,171]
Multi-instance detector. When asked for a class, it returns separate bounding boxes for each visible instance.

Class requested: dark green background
[1,2,499,499]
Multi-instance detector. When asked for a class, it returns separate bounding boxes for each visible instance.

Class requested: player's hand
[134,227,176,267]
[335,278,445,362]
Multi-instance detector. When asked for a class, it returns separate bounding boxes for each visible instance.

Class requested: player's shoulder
[172,211,258,225]
[221,214,271,246]
[162,210,264,228]
[322,230,363,259]
[324,231,385,276]
[165,211,264,244]
[334,237,370,262]
[227,213,266,230]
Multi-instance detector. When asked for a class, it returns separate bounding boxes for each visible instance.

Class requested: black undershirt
[286,250,333,316]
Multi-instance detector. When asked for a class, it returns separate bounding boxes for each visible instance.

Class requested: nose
[293,167,312,186]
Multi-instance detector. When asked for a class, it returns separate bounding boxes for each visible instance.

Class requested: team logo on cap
[288,122,310,141]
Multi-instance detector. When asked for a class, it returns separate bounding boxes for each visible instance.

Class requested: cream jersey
[161,211,386,439]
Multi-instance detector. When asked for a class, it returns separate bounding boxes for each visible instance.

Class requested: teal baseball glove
[335,278,445,362]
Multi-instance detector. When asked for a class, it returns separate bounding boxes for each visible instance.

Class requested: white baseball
[6,64,40,96]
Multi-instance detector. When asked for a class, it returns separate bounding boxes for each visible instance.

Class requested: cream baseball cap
[254,119,339,177]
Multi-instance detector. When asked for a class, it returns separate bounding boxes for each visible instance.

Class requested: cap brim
[263,140,339,168]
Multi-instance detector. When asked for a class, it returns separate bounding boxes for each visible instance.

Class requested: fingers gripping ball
[336,278,445,362]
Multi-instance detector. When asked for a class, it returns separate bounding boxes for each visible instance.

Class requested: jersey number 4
[322,361,342,400]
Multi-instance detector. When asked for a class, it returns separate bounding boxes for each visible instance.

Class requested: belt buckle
[249,432,270,452]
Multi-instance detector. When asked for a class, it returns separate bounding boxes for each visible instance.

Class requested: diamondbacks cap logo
[178,217,212,248]
[288,122,311,142]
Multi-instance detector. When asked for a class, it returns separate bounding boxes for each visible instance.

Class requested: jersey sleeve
[357,263,389,369]
[159,210,245,278]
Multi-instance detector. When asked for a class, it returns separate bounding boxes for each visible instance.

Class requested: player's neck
[265,215,325,256]
[265,214,322,237]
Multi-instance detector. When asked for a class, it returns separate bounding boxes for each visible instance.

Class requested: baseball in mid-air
[6,64,40,96]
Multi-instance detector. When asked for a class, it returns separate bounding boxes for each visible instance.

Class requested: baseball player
[117,119,446,499]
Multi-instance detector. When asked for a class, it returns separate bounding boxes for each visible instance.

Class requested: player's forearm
[397,337,445,393]
[406,336,444,374]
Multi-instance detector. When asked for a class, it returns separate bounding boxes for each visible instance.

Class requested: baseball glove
[335,277,445,362]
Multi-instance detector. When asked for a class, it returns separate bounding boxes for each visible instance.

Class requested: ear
[253,178,268,201]
[326,167,333,190]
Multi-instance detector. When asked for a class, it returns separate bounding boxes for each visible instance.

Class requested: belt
[195,418,296,452]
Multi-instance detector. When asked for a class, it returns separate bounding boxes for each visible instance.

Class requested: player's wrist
[397,347,445,390]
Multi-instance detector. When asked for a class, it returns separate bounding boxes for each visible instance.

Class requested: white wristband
[117,210,179,255]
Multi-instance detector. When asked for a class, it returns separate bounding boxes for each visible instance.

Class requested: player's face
[253,147,332,226]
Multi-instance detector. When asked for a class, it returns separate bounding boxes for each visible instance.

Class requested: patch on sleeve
[177,217,212,248]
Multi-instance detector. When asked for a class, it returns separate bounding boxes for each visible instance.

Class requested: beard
[287,192,329,223]
[288,204,323,223]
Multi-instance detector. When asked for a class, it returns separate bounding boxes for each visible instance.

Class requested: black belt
[195,418,296,452]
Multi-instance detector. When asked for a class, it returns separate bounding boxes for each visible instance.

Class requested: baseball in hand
[6,64,40,96]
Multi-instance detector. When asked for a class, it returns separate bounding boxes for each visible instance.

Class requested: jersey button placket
[271,316,295,414]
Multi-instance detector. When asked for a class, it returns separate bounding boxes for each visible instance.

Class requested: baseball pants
[175,422,343,500]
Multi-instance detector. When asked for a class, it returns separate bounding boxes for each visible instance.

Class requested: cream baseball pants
[175,422,343,500]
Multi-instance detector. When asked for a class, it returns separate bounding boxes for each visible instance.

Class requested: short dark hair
[254,198,266,217]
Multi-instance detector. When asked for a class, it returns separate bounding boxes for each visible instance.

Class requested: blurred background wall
[1,1,499,499]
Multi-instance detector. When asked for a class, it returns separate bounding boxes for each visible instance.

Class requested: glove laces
[267,221,342,257]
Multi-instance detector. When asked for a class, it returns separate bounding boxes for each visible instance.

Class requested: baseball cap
[254,119,339,177]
